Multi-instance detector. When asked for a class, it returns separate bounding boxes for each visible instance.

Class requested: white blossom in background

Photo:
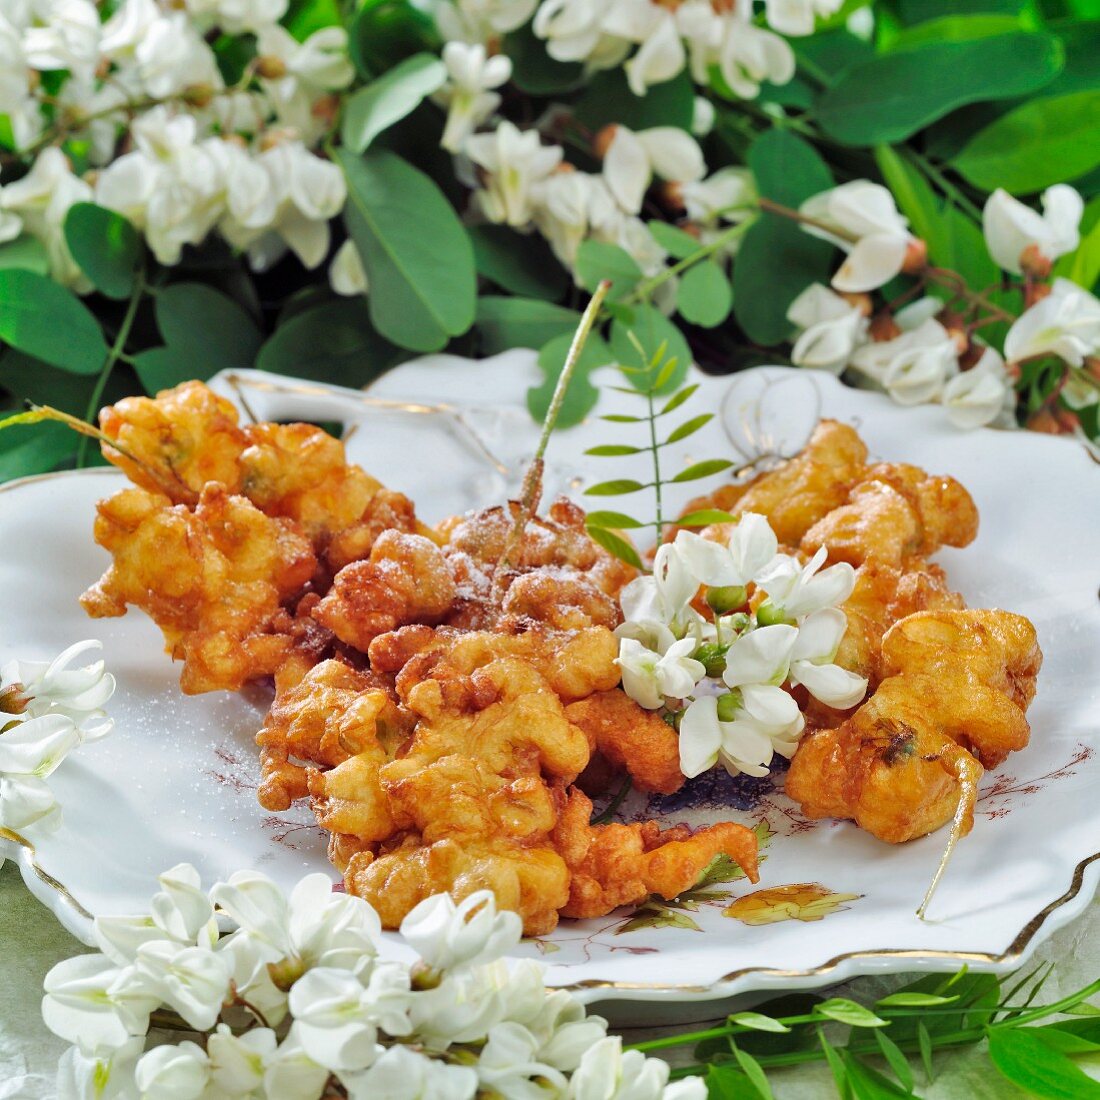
[787,283,869,374]
[801,180,918,292]
[765,0,844,36]
[467,121,563,226]
[435,42,512,153]
[680,167,756,231]
[436,0,537,45]
[534,0,632,71]
[186,0,290,35]
[983,185,1083,275]
[330,239,369,296]
[1004,277,1100,367]
[601,124,705,215]
[43,866,702,1098]
[942,346,1014,430]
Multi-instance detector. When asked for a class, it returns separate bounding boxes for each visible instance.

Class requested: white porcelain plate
[3,357,1099,1011]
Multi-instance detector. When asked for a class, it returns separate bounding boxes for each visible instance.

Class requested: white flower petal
[722,624,797,688]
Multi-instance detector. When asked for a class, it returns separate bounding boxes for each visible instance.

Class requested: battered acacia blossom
[43,871,709,1099]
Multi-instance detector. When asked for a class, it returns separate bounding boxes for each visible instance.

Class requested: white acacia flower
[2,639,115,738]
[263,1025,332,1100]
[438,0,538,44]
[400,889,522,972]
[340,1043,479,1100]
[0,774,60,831]
[0,16,40,152]
[533,0,630,69]
[477,1021,568,1098]
[100,0,162,59]
[134,940,232,1031]
[983,185,1083,275]
[617,636,705,710]
[95,863,218,967]
[22,0,100,80]
[1004,277,1100,367]
[211,869,380,978]
[258,24,355,91]
[680,167,756,233]
[0,713,81,782]
[618,5,684,96]
[186,0,289,34]
[787,283,869,374]
[435,42,512,154]
[43,955,160,1054]
[765,0,844,36]
[787,608,867,709]
[755,547,856,621]
[207,1024,279,1096]
[532,169,602,268]
[721,623,798,690]
[134,12,222,99]
[619,542,700,641]
[407,958,513,1046]
[288,966,410,1072]
[567,1034,671,1100]
[330,239,369,297]
[942,346,1014,430]
[849,315,959,406]
[673,514,778,589]
[57,1036,144,1100]
[602,125,705,216]
[801,181,916,292]
[134,1040,210,1100]
[467,121,563,227]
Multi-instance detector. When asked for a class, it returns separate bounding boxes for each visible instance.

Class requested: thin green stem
[902,147,984,224]
[646,388,664,546]
[625,221,752,305]
[991,977,1100,1029]
[77,268,145,467]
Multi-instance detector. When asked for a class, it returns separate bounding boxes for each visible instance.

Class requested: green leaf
[733,130,833,345]
[584,510,646,528]
[155,283,262,372]
[0,235,48,274]
[818,1028,851,1099]
[503,22,585,93]
[477,297,581,354]
[917,1020,935,1083]
[816,33,1064,145]
[988,1028,1100,1098]
[340,53,447,153]
[877,992,959,1007]
[840,1051,914,1099]
[873,147,951,265]
[574,70,694,132]
[255,299,402,384]
[730,1012,791,1034]
[677,261,732,328]
[0,269,107,375]
[816,998,888,1028]
[348,0,439,79]
[283,0,342,39]
[585,443,643,455]
[953,90,1100,191]
[63,203,142,300]
[584,478,648,495]
[131,347,207,394]
[732,1046,774,1099]
[575,241,644,301]
[659,383,699,415]
[676,507,737,526]
[888,13,1023,50]
[339,147,476,352]
[793,27,874,83]
[527,330,614,427]
[1031,1027,1100,1056]
[608,304,690,393]
[706,1065,757,1100]
[585,524,644,570]
[940,206,1001,296]
[874,1030,915,1093]
[665,413,713,443]
[0,420,77,483]
[670,459,732,482]
[648,221,702,259]
[468,224,568,301]
[601,413,644,423]
[899,0,1028,20]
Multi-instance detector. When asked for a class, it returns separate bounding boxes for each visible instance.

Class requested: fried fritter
[81,484,315,693]
[565,690,685,795]
[312,531,457,653]
[552,789,759,919]
[801,463,978,567]
[786,609,1042,843]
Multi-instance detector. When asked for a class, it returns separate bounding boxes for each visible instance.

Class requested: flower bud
[1026,408,1064,435]
[256,56,288,80]
[0,683,29,715]
[657,181,685,214]
[901,238,928,275]
[311,94,340,126]
[755,600,791,627]
[183,84,215,108]
[1085,357,1100,384]
[838,292,873,317]
[693,643,729,679]
[1019,243,1053,280]
[715,690,743,722]
[705,584,747,614]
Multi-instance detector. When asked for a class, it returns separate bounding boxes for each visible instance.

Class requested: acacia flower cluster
[785,179,1100,431]
[0,640,115,836]
[615,514,866,780]
[0,0,351,285]
[44,868,706,1099]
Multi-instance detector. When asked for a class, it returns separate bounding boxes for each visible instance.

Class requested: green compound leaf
[575,240,643,301]
[63,203,142,300]
[477,296,580,353]
[670,459,733,483]
[586,524,644,570]
[677,260,732,328]
[340,53,447,153]
[526,329,614,427]
[585,478,649,496]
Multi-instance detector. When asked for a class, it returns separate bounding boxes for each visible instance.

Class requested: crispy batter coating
[786,609,1042,843]
[565,690,685,795]
[801,463,978,567]
[312,532,457,652]
[81,484,315,693]
[552,789,759,919]
[687,420,868,547]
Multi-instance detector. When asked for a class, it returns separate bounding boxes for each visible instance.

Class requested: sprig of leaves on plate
[630,963,1100,1100]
